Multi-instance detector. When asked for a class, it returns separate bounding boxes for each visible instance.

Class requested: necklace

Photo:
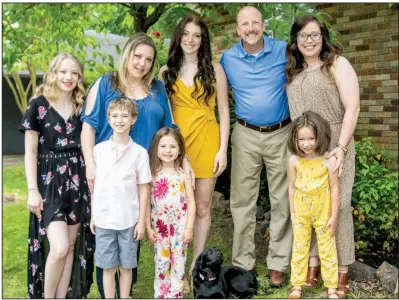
[304,60,323,71]
[182,59,198,74]
[183,59,198,64]
[126,83,144,99]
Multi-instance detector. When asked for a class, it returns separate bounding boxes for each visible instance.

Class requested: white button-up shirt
[93,137,152,230]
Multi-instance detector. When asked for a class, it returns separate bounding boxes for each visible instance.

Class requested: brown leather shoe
[304,265,321,288]
[337,271,349,298]
[269,270,285,287]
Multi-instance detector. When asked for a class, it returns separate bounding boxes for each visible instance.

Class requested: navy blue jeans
[96,241,140,298]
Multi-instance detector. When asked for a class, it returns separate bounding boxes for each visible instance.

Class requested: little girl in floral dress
[147,127,196,298]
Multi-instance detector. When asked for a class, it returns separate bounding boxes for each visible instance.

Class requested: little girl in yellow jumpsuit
[287,111,339,299]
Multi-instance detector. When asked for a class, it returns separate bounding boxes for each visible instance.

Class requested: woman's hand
[183,157,195,190]
[90,218,96,235]
[213,151,227,177]
[326,147,344,177]
[146,226,157,244]
[183,228,194,245]
[86,163,96,195]
[325,216,339,236]
[27,190,43,219]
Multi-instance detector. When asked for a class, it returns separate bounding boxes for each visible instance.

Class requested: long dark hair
[285,15,342,84]
[162,15,215,105]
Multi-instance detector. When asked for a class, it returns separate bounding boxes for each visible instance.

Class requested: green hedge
[352,137,398,253]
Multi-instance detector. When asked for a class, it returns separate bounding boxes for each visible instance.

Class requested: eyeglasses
[297,32,322,42]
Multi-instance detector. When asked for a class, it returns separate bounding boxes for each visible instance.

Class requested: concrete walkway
[2,155,24,168]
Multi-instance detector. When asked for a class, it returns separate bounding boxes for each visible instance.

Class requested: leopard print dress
[286,66,356,266]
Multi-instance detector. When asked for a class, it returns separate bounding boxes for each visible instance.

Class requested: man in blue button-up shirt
[220,6,292,287]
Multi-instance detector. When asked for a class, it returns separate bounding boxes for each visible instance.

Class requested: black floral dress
[19,95,94,299]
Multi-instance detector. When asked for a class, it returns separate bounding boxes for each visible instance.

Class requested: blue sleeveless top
[81,74,174,151]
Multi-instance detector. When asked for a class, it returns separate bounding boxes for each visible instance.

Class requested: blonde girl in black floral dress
[19,53,93,298]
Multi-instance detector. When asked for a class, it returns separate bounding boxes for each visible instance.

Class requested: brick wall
[209,11,238,62]
[317,3,398,160]
[209,4,398,161]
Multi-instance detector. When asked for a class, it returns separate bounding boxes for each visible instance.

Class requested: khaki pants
[230,122,292,272]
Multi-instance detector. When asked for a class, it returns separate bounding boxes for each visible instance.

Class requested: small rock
[259,219,270,238]
[212,191,225,202]
[376,261,398,294]
[348,261,376,281]
[264,211,271,222]
[211,191,225,215]
[256,206,264,220]
[222,200,231,215]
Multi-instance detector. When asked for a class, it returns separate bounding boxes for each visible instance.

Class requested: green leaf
[268,19,278,31]
[222,38,230,48]
[210,10,217,20]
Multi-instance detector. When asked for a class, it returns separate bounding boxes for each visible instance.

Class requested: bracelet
[28,187,39,192]
[338,144,348,155]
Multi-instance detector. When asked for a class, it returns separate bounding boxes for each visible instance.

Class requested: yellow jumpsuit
[290,156,338,288]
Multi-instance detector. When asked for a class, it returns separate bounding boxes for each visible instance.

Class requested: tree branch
[4,73,24,115]
[13,4,36,20]
[143,4,167,31]
[119,3,132,9]
[12,72,27,112]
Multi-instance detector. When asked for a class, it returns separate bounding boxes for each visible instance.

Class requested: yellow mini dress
[170,79,220,178]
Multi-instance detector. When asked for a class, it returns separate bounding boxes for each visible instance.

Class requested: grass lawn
[2,166,394,298]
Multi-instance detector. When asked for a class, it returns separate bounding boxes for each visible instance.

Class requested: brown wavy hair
[162,15,215,105]
[287,110,331,157]
[285,15,342,84]
[35,53,85,116]
[149,127,186,176]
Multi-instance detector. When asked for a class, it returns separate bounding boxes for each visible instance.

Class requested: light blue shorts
[95,225,138,269]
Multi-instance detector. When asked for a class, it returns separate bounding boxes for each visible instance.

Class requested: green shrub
[352,137,398,253]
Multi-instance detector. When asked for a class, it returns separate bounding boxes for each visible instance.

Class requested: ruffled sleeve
[19,96,42,134]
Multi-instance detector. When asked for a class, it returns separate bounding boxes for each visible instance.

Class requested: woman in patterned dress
[285,15,360,298]
[19,53,93,298]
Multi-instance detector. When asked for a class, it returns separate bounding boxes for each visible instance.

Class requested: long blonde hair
[35,53,85,116]
[114,32,157,96]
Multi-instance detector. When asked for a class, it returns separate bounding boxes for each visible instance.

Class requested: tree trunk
[129,4,168,33]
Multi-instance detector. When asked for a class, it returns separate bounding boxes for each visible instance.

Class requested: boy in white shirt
[90,97,151,298]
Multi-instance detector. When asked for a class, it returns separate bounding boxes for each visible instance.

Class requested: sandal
[328,291,339,299]
[304,265,320,288]
[288,286,302,299]
[337,272,349,298]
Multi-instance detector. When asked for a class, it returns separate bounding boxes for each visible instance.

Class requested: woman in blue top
[81,32,193,298]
